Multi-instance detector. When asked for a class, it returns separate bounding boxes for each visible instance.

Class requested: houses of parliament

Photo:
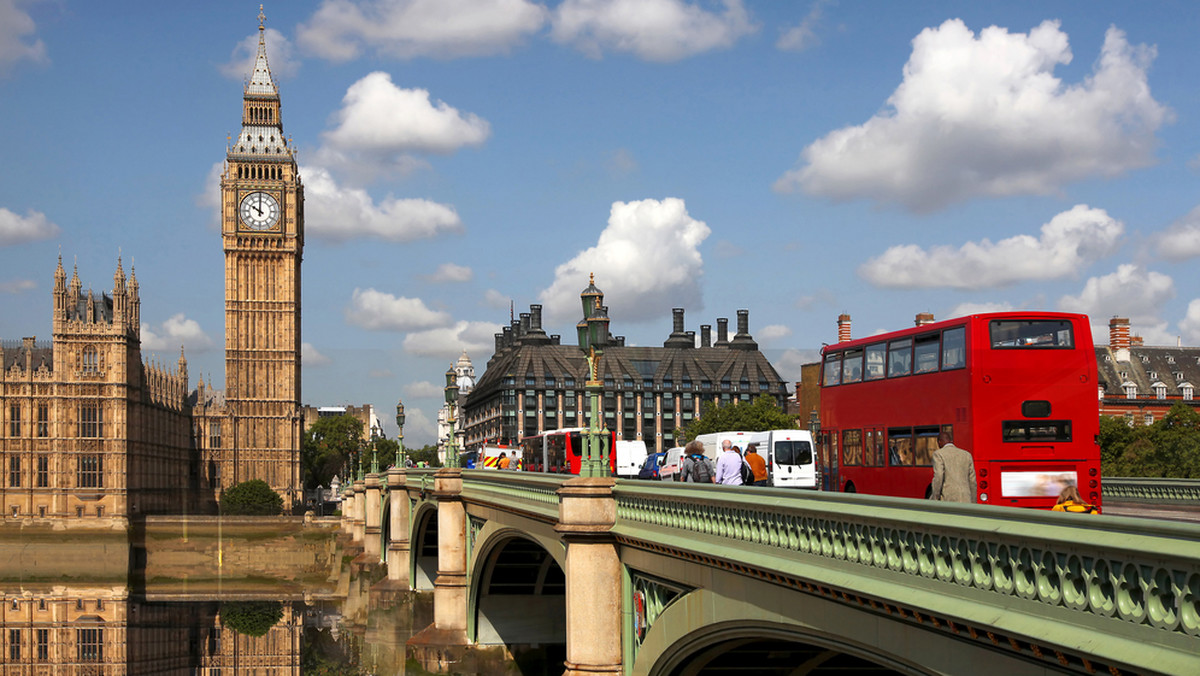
[0,15,303,524]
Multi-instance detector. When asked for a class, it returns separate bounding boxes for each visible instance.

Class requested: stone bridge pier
[364,472,382,559]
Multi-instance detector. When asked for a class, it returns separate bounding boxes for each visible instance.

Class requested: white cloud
[302,165,463,242]
[403,320,504,358]
[773,348,820,385]
[1058,264,1174,331]
[302,342,332,366]
[776,20,1170,211]
[551,0,756,62]
[404,380,443,398]
[219,27,300,80]
[0,279,34,294]
[1179,300,1200,345]
[399,406,437,447]
[483,289,511,310]
[539,198,711,325]
[1153,205,1200,262]
[298,0,547,61]
[141,314,215,353]
[0,207,59,245]
[345,288,453,331]
[425,262,472,283]
[0,0,47,77]
[316,71,490,179]
[776,0,826,52]
[758,324,792,342]
[859,205,1123,289]
[945,301,1017,319]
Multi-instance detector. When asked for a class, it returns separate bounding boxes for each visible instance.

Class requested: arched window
[81,346,98,374]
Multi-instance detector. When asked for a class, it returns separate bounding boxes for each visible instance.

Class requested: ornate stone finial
[589,272,594,285]
[258,4,266,30]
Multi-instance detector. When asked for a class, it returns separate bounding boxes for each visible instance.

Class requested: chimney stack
[664,308,693,348]
[700,324,712,348]
[715,318,729,347]
[1110,317,1130,362]
[837,313,852,343]
[915,312,935,327]
[730,310,757,350]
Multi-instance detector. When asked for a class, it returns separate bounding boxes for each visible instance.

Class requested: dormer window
[1123,382,1137,399]
[1149,371,1158,380]
[1141,355,1150,364]
[1183,383,1194,401]
[1167,355,1176,364]
[1176,371,1185,381]
[1153,382,1167,400]
[1104,355,1111,362]
[1097,385,1105,401]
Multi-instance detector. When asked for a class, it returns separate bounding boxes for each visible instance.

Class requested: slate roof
[1095,345,1200,396]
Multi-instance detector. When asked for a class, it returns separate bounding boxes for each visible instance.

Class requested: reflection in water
[0,567,562,674]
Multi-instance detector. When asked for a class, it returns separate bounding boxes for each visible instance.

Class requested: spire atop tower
[246,6,278,98]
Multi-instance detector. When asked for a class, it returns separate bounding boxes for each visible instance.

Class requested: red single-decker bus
[818,312,1102,509]
[519,427,618,475]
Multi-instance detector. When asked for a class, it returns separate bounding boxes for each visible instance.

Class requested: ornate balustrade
[1105,477,1200,505]
[458,469,566,522]
[611,481,1200,673]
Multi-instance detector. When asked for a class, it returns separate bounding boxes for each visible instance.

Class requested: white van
[660,446,686,481]
[745,429,817,489]
[615,440,648,478]
[694,431,756,463]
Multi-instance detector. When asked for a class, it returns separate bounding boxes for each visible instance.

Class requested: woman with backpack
[680,440,714,483]
[1052,485,1098,514]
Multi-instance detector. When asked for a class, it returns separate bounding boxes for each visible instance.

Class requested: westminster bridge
[340,469,1200,675]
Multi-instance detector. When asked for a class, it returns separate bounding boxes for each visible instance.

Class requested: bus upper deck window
[914,335,939,374]
[823,353,842,386]
[888,339,912,377]
[842,349,863,383]
[990,320,1074,349]
[941,327,966,369]
[864,344,886,380]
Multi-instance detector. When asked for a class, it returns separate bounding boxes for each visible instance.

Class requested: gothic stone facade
[0,259,193,526]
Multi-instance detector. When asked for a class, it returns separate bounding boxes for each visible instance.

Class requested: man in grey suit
[930,431,976,503]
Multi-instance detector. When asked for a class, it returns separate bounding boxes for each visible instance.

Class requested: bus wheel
[843,482,856,493]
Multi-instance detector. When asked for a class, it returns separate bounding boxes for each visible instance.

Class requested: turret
[112,257,127,327]
[128,265,140,338]
[53,255,67,323]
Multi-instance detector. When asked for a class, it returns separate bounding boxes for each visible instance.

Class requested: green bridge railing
[1104,477,1200,505]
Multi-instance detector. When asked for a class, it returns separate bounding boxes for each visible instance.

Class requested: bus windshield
[989,320,1074,349]
[774,440,812,466]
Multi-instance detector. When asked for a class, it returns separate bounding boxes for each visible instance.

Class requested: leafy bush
[221,600,283,637]
[220,479,283,516]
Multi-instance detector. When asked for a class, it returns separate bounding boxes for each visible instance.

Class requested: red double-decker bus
[818,312,1101,509]
[519,428,618,475]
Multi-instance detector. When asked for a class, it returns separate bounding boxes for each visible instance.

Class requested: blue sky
[4,1,1200,446]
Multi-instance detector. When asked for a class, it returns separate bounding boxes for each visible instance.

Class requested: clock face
[239,192,281,231]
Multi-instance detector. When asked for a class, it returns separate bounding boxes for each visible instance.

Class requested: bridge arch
[634,581,1056,676]
[469,527,566,656]
[410,502,438,590]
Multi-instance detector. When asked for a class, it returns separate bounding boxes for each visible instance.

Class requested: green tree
[221,600,284,637]
[1098,414,1135,469]
[1104,404,1200,478]
[374,438,400,467]
[220,479,283,515]
[679,395,797,442]
[302,415,364,488]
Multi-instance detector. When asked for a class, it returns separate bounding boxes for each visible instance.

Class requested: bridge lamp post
[578,324,610,478]
[444,366,460,468]
[356,439,367,481]
[395,398,406,468]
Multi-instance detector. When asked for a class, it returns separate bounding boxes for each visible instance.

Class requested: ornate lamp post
[444,366,460,468]
[577,289,611,478]
[356,439,367,481]
[395,398,406,468]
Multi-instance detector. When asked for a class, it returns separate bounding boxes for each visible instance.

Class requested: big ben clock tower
[218,9,303,508]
